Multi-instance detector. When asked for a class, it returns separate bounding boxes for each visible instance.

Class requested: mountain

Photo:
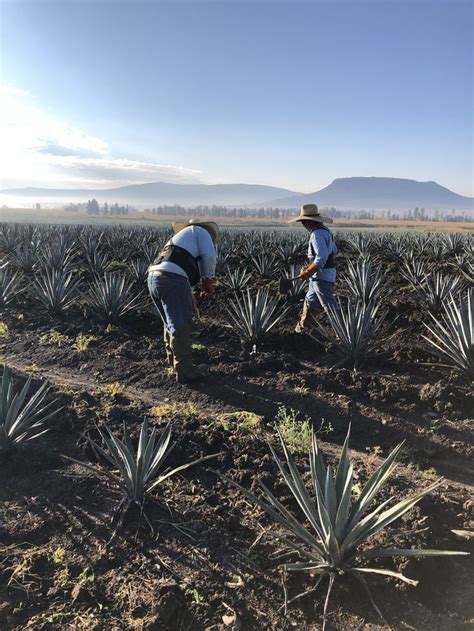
[1,177,472,211]
[0,182,298,207]
[263,177,473,211]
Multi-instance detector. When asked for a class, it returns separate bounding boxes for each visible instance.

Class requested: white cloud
[0,83,203,189]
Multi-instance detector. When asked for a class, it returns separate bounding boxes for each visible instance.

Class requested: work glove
[200,277,214,299]
[299,263,318,281]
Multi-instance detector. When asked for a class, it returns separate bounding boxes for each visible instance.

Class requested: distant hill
[0,182,298,207]
[1,177,472,211]
[263,177,473,211]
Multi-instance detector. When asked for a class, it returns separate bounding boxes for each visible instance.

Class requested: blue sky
[0,0,472,196]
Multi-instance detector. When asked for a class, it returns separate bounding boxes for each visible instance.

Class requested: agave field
[0,222,472,630]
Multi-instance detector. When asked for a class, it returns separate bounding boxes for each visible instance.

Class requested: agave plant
[319,300,387,370]
[282,265,306,300]
[249,253,279,278]
[34,267,80,316]
[422,288,473,375]
[0,365,60,454]
[224,427,467,629]
[414,272,463,313]
[226,288,289,349]
[87,273,142,323]
[67,420,218,529]
[128,258,149,286]
[399,255,429,287]
[220,267,252,291]
[11,244,38,274]
[87,249,111,278]
[0,267,22,306]
[342,260,386,307]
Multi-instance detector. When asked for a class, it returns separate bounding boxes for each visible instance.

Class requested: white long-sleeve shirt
[149,225,217,280]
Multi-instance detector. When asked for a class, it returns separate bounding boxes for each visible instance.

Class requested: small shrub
[275,405,312,453]
[73,334,98,352]
[290,385,310,397]
[151,401,199,419]
[191,343,206,352]
[101,382,127,399]
[39,331,70,347]
[0,322,9,338]
[217,410,263,432]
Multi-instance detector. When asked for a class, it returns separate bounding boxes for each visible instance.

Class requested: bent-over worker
[147,218,218,383]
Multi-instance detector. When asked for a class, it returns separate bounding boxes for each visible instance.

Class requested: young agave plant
[87,273,142,323]
[422,288,473,375]
[128,258,149,286]
[224,427,468,630]
[67,420,218,530]
[249,253,279,278]
[320,300,387,371]
[282,265,306,300]
[226,288,289,349]
[221,267,252,292]
[0,365,60,454]
[399,257,429,287]
[342,260,386,307]
[34,267,80,316]
[414,272,464,313]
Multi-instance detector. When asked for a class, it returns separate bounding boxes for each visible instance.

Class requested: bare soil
[0,294,472,630]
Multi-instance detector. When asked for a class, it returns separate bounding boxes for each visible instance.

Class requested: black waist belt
[307,252,336,269]
[153,244,201,286]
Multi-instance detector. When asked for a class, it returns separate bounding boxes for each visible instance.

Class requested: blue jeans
[147,272,193,336]
[306,279,337,312]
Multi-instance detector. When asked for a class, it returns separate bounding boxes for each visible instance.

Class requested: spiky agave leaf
[128,258,149,286]
[87,272,142,323]
[222,426,468,629]
[414,272,464,313]
[66,420,219,506]
[225,287,289,347]
[321,300,387,371]
[0,365,60,453]
[282,265,306,300]
[34,267,80,316]
[0,267,22,306]
[342,260,386,307]
[221,267,252,291]
[422,288,473,375]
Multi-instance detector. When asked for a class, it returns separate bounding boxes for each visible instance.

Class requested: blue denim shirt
[308,226,337,283]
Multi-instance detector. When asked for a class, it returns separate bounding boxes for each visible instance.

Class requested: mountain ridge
[1,177,472,211]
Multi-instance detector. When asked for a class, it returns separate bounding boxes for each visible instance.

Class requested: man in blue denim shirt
[287,204,337,332]
[148,218,218,383]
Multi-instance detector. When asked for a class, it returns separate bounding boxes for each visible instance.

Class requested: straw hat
[172,218,220,243]
[287,204,333,225]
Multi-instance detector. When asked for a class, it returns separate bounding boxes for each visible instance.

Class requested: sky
[0,0,472,196]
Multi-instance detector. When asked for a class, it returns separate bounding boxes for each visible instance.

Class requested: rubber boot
[163,327,174,367]
[170,325,208,384]
[295,300,312,333]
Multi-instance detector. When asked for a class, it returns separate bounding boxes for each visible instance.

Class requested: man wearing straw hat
[147,218,219,384]
[287,204,338,332]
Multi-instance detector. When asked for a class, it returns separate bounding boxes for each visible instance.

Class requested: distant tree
[87,199,100,215]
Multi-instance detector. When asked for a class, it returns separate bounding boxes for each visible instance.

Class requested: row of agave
[224,285,473,374]
[0,223,472,271]
[0,223,472,374]
[0,364,468,629]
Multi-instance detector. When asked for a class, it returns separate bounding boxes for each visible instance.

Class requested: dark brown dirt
[0,298,472,630]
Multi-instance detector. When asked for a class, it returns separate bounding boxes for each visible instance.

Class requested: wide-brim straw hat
[287,204,333,225]
[172,218,220,242]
